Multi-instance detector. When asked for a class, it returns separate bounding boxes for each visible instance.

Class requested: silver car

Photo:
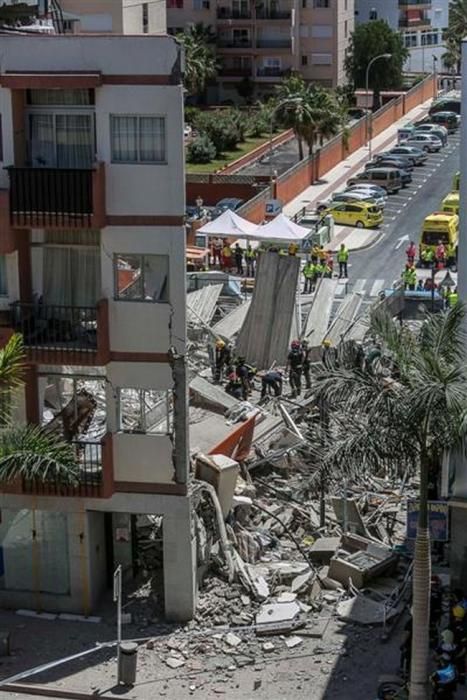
[317,190,383,212]
[405,133,443,152]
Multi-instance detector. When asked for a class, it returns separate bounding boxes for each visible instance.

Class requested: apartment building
[355,0,449,73]
[0,33,195,621]
[167,0,354,102]
[58,0,167,34]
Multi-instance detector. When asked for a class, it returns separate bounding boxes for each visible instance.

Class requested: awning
[254,213,311,243]
[197,209,259,238]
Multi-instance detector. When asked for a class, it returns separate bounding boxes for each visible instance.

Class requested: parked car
[211,197,245,219]
[405,133,443,152]
[347,167,402,194]
[429,111,459,132]
[414,123,448,146]
[429,98,461,116]
[384,145,427,165]
[366,157,413,172]
[323,201,383,229]
[344,184,389,200]
[366,164,412,186]
[317,190,384,212]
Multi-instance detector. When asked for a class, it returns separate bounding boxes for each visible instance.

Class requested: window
[302,0,306,7]
[311,24,332,38]
[344,19,348,38]
[0,256,7,297]
[193,0,210,8]
[110,115,166,164]
[404,32,417,48]
[167,0,183,7]
[27,89,94,106]
[421,32,439,46]
[142,2,149,32]
[301,55,308,66]
[114,253,169,302]
[344,0,347,9]
[313,0,329,7]
[311,53,332,64]
[369,8,377,20]
[117,388,173,434]
[28,113,95,169]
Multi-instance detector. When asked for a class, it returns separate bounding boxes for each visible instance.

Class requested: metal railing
[256,38,291,48]
[256,8,291,18]
[256,66,286,77]
[220,67,253,76]
[6,166,95,228]
[22,439,103,497]
[10,302,98,361]
[217,8,252,18]
[217,39,252,48]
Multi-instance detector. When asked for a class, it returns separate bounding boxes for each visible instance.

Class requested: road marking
[370,279,385,297]
[335,282,346,297]
[395,234,409,250]
[353,278,367,294]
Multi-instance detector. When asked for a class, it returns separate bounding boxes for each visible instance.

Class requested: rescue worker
[261,370,283,399]
[406,240,417,265]
[421,246,434,267]
[402,263,417,291]
[337,244,349,278]
[245,244,256,277]
[416,279,424,292]
[431,655,457,699]
[236,356,255,400]
[317,245,327,263]
[303,260,315,294]
[436,240,446,268]
[222,242,232,272]
[287,340,304,398]
[325,253,334,275]
[288,241,299,256]
[234,243,244,275]
[225,371,243,400]
[214,339,231,382]
[302,339,312,390]
[448,287,459,307]
[212,237,223,267]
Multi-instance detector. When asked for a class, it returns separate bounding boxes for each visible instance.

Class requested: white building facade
[0,33,195,620]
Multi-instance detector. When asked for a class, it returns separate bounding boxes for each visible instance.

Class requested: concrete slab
[337,595,397,626]
[212,300,251,340]
[325,293,363,347]
[256,601,301,626]
[190,375,240,413]
[302,277,338,356]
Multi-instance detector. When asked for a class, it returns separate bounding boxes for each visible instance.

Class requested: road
[335,131,461,307]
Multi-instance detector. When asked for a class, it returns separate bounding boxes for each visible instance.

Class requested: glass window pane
[142,254,169,301]
[115,254,143,300]
[27,89,93,106]
[56,114,94,168]
[29,114,55,167]
[111,116,138,163]
[0,255,7,296]
[118,388,173,434]
[139,117,166,162]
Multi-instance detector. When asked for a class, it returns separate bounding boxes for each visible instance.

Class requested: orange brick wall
[186,182,258,206]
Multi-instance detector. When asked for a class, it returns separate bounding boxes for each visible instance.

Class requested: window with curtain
[27,89,94,106]
[110,116,166,164]
[42,232,101,307]
[28,113,94,168]
[114,253,169,302]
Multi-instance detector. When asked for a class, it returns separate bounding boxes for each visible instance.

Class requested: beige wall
[60,0,166,34]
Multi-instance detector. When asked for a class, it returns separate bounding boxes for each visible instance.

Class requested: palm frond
[0,333,25,390]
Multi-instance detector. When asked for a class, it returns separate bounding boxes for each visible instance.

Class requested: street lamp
[365,53,392,161]
[269,97,304,195]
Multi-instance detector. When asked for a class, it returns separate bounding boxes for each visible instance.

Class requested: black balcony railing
[220,66,253,76]
[255,9,291,19]
[217,39,252,48]
[217,7,252,18]
[22,440,103,497]
[256,38,292,48]
[10,302,98,362]
[399,0,431,5]
[6,166,94,228]
[256,66,285,77]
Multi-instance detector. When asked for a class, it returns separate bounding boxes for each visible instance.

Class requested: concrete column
[163,497,196,621]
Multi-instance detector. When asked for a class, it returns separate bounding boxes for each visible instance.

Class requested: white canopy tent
[196,209,259,237]
[253,213,310,243]
[197,210,311,243]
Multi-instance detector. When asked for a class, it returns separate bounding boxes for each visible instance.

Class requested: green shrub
[187,134,217,164]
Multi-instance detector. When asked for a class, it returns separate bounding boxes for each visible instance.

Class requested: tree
[0,334,78,485]
[187,133,216,164]
[274,75,344,160]
[177,24,218,97]
[442,1,467,73]
[311,305,467,700]
[345,20,409,100]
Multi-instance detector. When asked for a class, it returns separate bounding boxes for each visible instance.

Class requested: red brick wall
[276,158,314,203]
[186,182,258,206]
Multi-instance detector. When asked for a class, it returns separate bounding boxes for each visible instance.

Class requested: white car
[344,184,389,201]
[317,190,383,212]
[405,133,443,152]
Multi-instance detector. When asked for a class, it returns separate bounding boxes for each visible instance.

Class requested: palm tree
[0,334,78,485]
[177,24,218,97]
[311,305,467,700]
[443,1,467,73]
[274,75,342,162]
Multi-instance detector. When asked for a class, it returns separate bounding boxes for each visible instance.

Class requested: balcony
[399,17,431,27]
[217,7,252,19]
[256,66,286,77]
[20,435,114,499]
[220,66,253,76]
[255,8,291,19]
[6,163,106,230]
[399,0,431,6]
[256,38,292,49]
[10,299,110,366]
[217,39,252,48]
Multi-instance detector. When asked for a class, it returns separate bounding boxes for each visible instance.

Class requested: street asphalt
[334,130,461,304]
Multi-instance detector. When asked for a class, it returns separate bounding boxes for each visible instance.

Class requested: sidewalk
[283,98,433,252]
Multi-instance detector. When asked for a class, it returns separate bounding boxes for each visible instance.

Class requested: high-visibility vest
[337,248,349,263]
[245,248,255,260]
[449,292,459,306]
[303,263,314,279]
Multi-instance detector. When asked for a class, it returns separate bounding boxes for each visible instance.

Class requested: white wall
[113,433,175,483]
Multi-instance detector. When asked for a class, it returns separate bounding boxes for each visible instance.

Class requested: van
[347,167,402,194]
[441,192,459,215]
[419,212,459,264]
[429,98,461,116]
[453,171,460,191]
[430,111,459,132]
